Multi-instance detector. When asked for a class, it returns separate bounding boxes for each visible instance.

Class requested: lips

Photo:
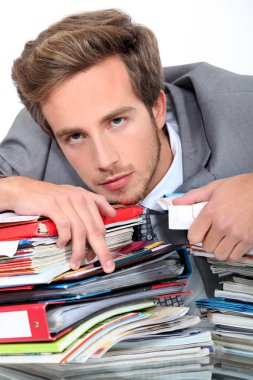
[100,173,132,191]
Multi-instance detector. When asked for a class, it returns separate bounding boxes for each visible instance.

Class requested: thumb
[173,181,219,205]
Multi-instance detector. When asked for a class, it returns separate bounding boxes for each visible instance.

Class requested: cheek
[115,122,153,155]
[59,145,94,179]
[58,144,77,165]
[127,125,157,157]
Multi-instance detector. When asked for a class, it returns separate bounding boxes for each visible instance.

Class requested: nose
[92,133,120,170]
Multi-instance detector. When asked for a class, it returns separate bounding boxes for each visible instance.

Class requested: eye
[68,133,84,144]
[111,117,125,128]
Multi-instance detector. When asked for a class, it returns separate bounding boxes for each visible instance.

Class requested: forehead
[45,56,138,106]
[42,56,143,129]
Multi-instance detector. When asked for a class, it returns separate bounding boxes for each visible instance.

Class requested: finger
[54,198,88,270]
[173,182,220,206]
[201,226,225,254]
[86,248,96,262]
[69,221,87,270]
[211,236,238,261]
[89,237,115,273]
[92,193,117,218]
[63,187,116,217]
[71,196,115,273]
[44,204,72,248]
[187,212,212,244]
[228,241,250,262]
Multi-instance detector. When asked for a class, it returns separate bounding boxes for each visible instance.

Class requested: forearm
[0,176,21,211]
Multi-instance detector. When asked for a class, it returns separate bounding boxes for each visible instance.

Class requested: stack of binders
[192,244,253,374]
[0,207,213,365]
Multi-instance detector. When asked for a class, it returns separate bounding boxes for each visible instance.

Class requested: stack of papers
[0,205,144,286]
[0,207,214,365]
[0,305,211,363]
[0,363,214,380]
[193,245,253,365]
[0,215,71,286]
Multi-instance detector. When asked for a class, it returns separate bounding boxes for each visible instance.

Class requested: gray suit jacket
[1,62,253,295]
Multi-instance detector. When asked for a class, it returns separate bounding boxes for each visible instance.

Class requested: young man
[1,9,253,299]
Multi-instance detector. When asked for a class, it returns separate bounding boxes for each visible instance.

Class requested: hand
[173,174,253,261]
[2,176,116,272]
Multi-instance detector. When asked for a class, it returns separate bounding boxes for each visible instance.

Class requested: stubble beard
[104,124,162,205]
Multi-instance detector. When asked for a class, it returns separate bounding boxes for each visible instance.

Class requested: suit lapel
[165,79,217,295]
[165,82,213,190]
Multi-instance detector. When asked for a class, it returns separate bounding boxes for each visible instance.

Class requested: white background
[0,0,252,141]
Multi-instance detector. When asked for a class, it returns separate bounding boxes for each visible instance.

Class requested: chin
[106,190,143,206]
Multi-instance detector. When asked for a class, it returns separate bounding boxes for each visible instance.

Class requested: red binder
[0,219,57,241]
[0,301,70,343]
[0,205,143,241]
[102,204,143,225]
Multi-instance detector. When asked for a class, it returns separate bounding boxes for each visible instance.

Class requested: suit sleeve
[0,108,52,179]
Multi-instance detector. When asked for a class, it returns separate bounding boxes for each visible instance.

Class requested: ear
[152,90,167,130]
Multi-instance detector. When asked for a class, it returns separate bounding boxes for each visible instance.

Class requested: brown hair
[12,9,163,136]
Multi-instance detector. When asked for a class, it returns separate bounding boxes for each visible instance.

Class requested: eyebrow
[100,106,136,124]
[55,106,136,140]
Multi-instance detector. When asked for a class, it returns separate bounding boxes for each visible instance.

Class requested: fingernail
[71,261,81,270]
[105,260,115,272]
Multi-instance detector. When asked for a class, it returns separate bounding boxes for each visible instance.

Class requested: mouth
[99,173,133,191]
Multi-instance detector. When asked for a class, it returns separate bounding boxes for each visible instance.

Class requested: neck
[159,128,174,176]
[149,129,173,192]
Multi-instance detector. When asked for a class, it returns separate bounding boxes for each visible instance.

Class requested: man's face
[42,56,171,204]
